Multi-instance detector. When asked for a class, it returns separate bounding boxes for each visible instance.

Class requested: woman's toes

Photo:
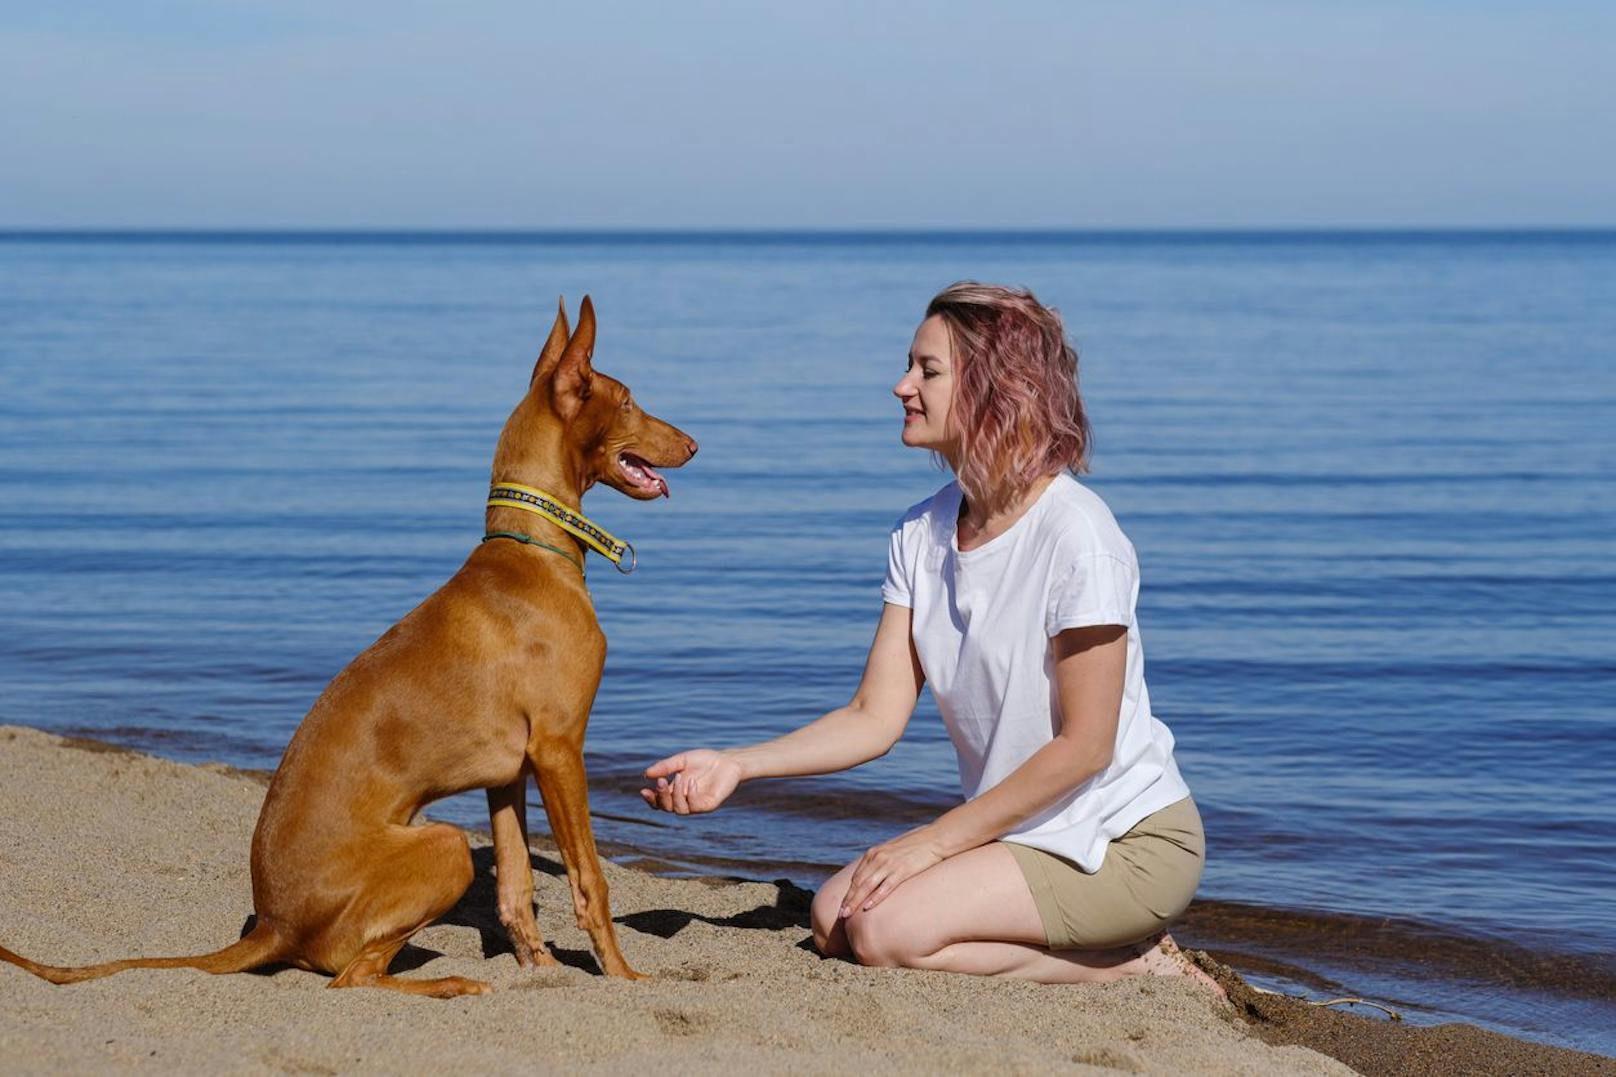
[1153,935,1228,1000]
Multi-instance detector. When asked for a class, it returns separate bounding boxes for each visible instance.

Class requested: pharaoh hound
[0,297,696,996]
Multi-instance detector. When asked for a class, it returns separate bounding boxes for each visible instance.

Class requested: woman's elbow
[1057,738,1113,780]
[863,726,903,763]
[847,699,909,758]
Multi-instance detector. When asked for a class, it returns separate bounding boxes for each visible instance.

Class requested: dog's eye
[621,397,632,412]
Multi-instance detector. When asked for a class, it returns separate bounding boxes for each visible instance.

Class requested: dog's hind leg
[329,942,490,999]
[325,822,490,998]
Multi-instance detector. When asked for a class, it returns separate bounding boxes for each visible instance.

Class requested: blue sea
[1,231,1612,1055]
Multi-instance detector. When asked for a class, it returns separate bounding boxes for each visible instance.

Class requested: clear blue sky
[3,2,1611,228]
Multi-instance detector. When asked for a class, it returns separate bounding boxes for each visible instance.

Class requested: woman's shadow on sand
[391,845,815,975]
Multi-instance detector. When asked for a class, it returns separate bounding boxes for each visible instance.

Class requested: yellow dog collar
[487,482,636,574]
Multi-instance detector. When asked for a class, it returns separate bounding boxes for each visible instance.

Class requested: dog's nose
[686,438,699,458]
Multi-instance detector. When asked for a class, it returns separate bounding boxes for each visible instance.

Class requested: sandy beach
[0,725,1607,1076]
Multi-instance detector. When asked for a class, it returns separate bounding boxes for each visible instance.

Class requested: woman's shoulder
[891,480,961,533]
[1038,473,1137,565]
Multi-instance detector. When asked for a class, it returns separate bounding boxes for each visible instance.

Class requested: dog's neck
[483,468,641,574]
[484,458,591,552]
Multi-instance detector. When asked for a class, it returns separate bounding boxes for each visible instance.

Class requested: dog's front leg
[486,771,556,968]
[531,743,645,980]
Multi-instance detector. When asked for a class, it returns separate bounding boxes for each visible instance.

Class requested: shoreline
[2,724,1610,1075]
[60,723,1614,1055]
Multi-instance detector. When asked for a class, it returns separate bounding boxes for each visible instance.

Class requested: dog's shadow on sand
[615,882,813,942]
[392,847,816,975]
[406,847,595,973]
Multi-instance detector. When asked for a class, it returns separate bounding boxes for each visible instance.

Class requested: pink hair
[926,282,1091,511]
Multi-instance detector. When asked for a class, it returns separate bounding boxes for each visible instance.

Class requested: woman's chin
[902,431,951,456]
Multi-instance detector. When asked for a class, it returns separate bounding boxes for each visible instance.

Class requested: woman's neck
[956,473,1057,551]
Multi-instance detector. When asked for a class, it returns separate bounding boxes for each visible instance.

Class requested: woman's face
[894,315,957,454]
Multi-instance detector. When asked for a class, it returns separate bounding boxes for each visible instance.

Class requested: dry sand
[0,725,1605,1076]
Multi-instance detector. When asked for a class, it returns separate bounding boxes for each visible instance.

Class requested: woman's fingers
[850,868,891,914]
[643,751,704,810]
[844,873,885,916]
[860,877,898,912]
[644,752,689,780]
[841,851,883,916]
[839,841,939,915]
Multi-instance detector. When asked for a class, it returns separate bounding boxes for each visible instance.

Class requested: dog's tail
[0,922,288,985]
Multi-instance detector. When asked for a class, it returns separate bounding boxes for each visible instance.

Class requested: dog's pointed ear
[551,295,596,420]
[530,297,571,385]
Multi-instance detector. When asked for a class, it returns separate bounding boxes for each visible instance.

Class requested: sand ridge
[0,723,1352,1074]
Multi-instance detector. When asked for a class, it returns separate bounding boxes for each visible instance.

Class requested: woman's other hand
[840,827,945,917]
[641,749,743,814]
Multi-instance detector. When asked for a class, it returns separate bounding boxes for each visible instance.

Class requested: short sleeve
[880,523,913,608]
[1046,553,1136,636]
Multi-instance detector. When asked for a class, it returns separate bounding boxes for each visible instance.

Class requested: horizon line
[3,225,1615,244]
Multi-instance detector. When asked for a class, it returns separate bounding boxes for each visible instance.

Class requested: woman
[642,283,1217,989]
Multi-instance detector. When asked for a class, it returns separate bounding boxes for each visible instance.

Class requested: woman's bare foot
[1134,934,1228,1000]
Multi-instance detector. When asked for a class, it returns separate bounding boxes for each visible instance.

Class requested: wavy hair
[926,282,1091,512]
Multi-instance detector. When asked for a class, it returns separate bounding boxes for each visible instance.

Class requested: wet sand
[0,725,1607,1075]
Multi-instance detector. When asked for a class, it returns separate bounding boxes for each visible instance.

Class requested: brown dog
[0,297,696,996]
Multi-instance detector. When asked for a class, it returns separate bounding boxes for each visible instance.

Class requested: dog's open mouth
[618,452,669,498]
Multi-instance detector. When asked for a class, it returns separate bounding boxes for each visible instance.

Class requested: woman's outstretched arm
[640,602,923,814]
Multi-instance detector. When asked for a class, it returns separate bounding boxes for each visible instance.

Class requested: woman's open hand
[641,749,743,814]
[839,826,945,917]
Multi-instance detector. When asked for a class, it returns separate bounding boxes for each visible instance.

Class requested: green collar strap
[480,530,584,572]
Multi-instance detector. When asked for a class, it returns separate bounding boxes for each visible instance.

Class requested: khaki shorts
[1003,797,1205,951]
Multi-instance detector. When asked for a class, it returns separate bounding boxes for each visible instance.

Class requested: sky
[2,1,1612,229]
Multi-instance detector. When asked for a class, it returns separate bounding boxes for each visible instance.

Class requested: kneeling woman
[642,282,1216,989]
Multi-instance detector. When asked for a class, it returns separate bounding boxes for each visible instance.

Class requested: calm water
[1,232,1612,1054]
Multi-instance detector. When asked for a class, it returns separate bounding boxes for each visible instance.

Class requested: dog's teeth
[620,454,667,491]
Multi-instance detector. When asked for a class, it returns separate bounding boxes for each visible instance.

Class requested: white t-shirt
[881,473,1191,872]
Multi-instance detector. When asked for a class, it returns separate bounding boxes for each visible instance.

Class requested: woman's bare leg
[809,865,854,957]
[814,844,1221,992]
[910,932,1222,990]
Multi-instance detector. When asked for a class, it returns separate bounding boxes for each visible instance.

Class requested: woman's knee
[842,902,922,968]
[809,877,851,955]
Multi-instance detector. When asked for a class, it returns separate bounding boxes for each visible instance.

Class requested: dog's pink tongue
[643,463,669,498]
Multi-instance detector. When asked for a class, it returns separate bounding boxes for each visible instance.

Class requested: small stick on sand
[1305,997,1403,1021]
[1247,986,1403,1021]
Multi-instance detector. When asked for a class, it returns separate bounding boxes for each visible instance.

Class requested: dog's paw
[515,943,561,970]
[500,916,552,969]
[421,976,493,999]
